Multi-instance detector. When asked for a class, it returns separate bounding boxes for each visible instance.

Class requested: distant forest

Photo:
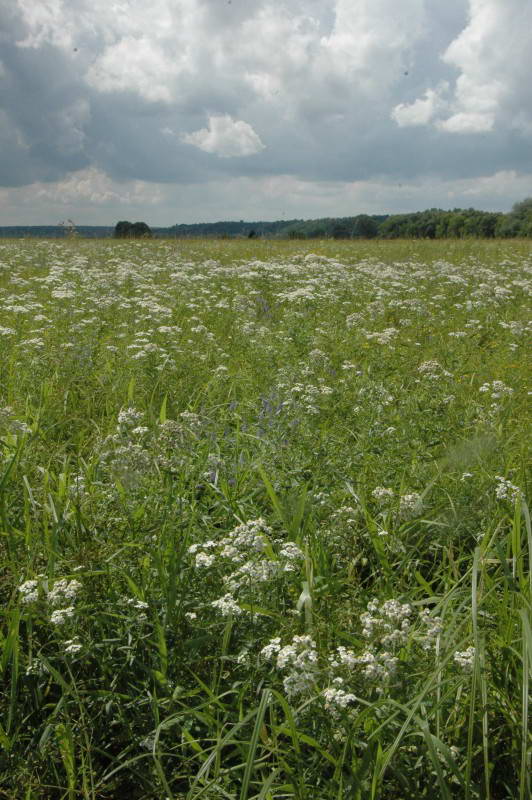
[2,198,532,239]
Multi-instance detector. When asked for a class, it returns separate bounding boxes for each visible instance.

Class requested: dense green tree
[352,214,378,238]
[114,221,132,238]
[129,222,152,238]
[331,222,351,239]
[114,221,152,238]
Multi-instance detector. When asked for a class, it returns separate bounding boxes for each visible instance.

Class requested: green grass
[0,237,530,799]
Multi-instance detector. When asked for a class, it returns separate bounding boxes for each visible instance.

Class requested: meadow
[0,237,530,799]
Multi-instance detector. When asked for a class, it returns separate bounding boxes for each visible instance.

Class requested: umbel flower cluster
[260,597,445,712]
[371,486,424,521]
[188,518,304,616]
[18,576,82,628]
[99,407,152,489]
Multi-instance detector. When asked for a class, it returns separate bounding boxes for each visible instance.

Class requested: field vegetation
[0,238,530,799]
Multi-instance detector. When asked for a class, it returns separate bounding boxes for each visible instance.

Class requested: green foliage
[0,237,530,799]
[114,220,153,238]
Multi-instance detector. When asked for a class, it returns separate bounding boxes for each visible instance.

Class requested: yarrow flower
[454,646,475,671]
[399,493,423,520]
[372,487,394,504]
[418,608,443,650]
[495,476,522,502]
[322,685,357,715]
[479,381,513,400]
[50,607,75,625]
[211,593,242,616]
[261,634,318,698]
[354,650,398,680]
[361,598,412,647]
[48,579,82,607]
[18,579,40,604]
[195,552,216,568]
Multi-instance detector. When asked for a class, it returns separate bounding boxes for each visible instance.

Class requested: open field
[0,238,530,799]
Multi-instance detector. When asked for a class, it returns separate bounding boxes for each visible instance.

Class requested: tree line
[2,199,532,240]
[130,199,532,239]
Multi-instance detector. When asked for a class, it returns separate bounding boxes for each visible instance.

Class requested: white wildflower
[50,607,75,625]
[18,579,40,604]
[399,492,423,519]
[211,593,242,616]
[47,579,82,607]
[323,687,357,714]
[454,646,475,671]
[372,487,394,503]
[195,552,216,568]
[418,609,443,650]
[495,476,522,502]
[261,637,282,661]
[64,638,83,654]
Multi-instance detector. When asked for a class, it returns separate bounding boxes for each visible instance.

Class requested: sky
[1,0,531,225]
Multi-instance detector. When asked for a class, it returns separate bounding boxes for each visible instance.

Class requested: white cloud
[321,0,426,91]
[436,111,494,134]
[392,85,448,127]
[26,167,162,207]
[183,115,265,158]
[3,168,530,227]
[393,0,532,133]
[86,36,184,104]
[15,0,77,49]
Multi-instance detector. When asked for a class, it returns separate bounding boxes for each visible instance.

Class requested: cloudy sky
[1,0,531,225]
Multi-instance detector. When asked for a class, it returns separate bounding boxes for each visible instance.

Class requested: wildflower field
[0,237,530,799]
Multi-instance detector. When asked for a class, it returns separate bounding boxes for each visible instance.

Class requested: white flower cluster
[219,519,270,561]
[48,579,82,607]
[50,607,75,625]
[331,506,358,526]
[190,519,304,618]
[286,382,334,415]
[261,634,318,698]
[64,638,82,654]
[478,380,513,400]
[278,542,305,568]
[195,551,216,568]
[100,407,152,488]
[353,650,398,681]
[156,416,203,473]
[18,576,82,629]
[399,492,424,520]
[328,645,358,669]
[418,608,443,650]
[364,327,399,345]
[121,596,150,623]
[117,406,145,432]
[417,360,452,379]
[453,646,475,671]
[18,579,40,605]
[259,600,424,706]
[495,476,522,502]
[211,593,242,617]
[372,486,394,504]
[329,642,397,682]
[361,598,412,648]
[322,681,357,715]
